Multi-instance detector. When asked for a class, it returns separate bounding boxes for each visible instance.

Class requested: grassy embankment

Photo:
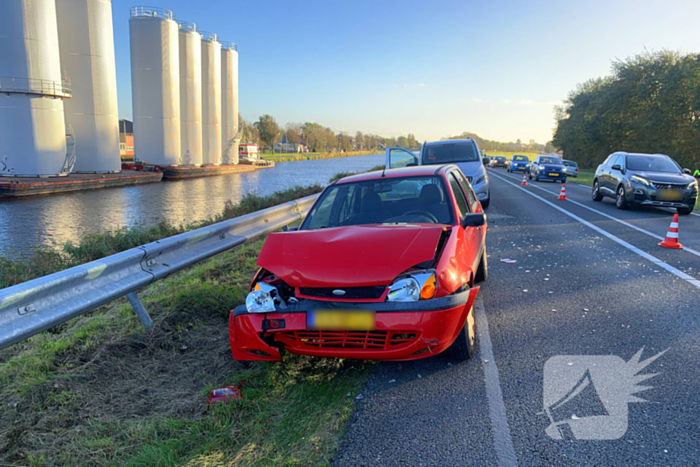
[0,166,384,466]
[260,150,377,162]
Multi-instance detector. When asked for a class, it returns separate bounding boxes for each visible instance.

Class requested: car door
[447,171,482,275]
[385,147,418,169]
[607,154,624,193]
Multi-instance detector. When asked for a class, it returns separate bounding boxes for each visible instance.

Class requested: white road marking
[495,171,700,259]
[474,296,519,467]
[489,172,700,290]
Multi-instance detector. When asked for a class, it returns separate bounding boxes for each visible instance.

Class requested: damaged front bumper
[229,287,479,362]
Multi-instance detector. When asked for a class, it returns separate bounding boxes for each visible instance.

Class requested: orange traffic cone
[521,173,527,186]
[558,182,567,200]
[659,214,683,249]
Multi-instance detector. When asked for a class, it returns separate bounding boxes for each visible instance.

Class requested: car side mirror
[482,158,490,165]
[462,213,486,228]
[683,168,691,175]
[611,164,621,171]
[282,225,299,232]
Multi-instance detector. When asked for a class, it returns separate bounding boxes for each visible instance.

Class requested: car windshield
[422,143,479,165]
[540,156,562,165]
[512,155,528,161]
[626,155,681,173]
[497,157,506,161]
[301,176,455,229]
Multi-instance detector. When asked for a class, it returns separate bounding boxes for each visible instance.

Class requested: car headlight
[474,174,486,185]
[631,175,651,186]
[387,271,436,302]
[539,165,545,170]
[246,282,277,313]
[688,180,698,190]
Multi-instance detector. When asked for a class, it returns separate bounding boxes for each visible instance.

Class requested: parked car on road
[563,159,579,177]
[528,155,567,182]
[384,138,491,209]
[592,152,698,214]
[230,166,487,363]
[507,155,530,173]
[489,156,508,168]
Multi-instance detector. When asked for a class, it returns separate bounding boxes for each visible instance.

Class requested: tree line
[442,131,550,153]
[553,50,700,170]
[238,114,419,153]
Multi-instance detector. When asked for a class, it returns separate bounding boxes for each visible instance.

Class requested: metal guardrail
[221,41,237,51]
[0,194,319,351]
[130,6,176,21]
[201,31,218,42]
[0,77,72,99]
[177,21,198,32]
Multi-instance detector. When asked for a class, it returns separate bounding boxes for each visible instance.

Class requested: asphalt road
[334,168,700,466]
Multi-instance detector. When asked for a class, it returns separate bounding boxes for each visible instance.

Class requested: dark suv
[592,152,698,215]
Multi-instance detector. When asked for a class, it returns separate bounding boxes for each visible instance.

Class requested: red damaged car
[229,165,488,362]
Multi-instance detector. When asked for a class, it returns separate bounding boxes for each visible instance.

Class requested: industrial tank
[56,0,121,173]
[178,21,203,166]
[201,32,221,166]
[129,7,180,166]
[0,0,71,177]
[221,42,239,165]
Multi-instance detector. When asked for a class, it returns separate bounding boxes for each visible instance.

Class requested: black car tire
[534,173,540,182]
[616,185,629,210]
[592,180,603,201]
[480,195,490,209]
[448,305,476,361]
[677,207,693,215]
[474,247,488,283]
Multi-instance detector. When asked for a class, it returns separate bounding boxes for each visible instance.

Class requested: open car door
[385,147,419,170]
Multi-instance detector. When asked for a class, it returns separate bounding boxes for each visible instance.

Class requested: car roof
[423,139,475,147]
[336,165,450,184]
[613,152,670,159]
[563,159,577,164]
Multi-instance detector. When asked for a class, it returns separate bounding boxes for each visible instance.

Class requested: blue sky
[113,0,700,144]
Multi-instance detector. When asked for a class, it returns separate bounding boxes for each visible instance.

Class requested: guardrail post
[126,292,154,332]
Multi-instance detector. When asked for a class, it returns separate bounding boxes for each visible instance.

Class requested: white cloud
[402,83,426,88]
[501,99,511,105]
[518,99,537,106]
[472,98,486,103]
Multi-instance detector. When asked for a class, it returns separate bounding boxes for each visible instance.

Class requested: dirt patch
[0,306,241,466]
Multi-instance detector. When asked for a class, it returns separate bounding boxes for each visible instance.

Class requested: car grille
[275,330,418,350]
[299,286,386,300]
[652,183,685,190]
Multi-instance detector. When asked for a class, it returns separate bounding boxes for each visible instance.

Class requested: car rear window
[563,160,577,166]
[422,143,479,165]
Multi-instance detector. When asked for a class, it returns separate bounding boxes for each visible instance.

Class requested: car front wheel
[592,180,603,201]
[616,185,628,210]
[448,306,476,361]
[677,207,693,215]
[480,194,490,209]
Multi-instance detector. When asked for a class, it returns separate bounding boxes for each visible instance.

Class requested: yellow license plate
[659,189,683,200]
[549,173,560,177]
[307,310,376,330]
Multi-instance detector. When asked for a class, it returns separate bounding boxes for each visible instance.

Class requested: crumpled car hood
[257,225,444,288]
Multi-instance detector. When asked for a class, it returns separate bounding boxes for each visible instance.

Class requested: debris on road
[388,379,396,383]
[355,394,364,400]
[500,259,517,263]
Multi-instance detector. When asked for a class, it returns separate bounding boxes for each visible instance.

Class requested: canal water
[0,153,385,257]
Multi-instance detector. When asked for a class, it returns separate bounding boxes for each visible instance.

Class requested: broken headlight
[246,282,277,313]
[387,271,436,302]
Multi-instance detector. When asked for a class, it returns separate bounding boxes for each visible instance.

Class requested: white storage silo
[201,32,221,166]
[221,42,239,165]
[0,0,70,177]
[56,0,121,173]
[178,21,203,166]
[129,7,180,166]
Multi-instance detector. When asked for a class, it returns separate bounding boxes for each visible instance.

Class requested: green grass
[566,170,595,187]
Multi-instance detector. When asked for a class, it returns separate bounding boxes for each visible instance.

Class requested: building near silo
[221,41,239,165]
[178,21,203,166]
[119,120,134,157]
[129,7,181,166]
[56,0,121,174]
[201,32,221,166]
[0,0,72,177]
